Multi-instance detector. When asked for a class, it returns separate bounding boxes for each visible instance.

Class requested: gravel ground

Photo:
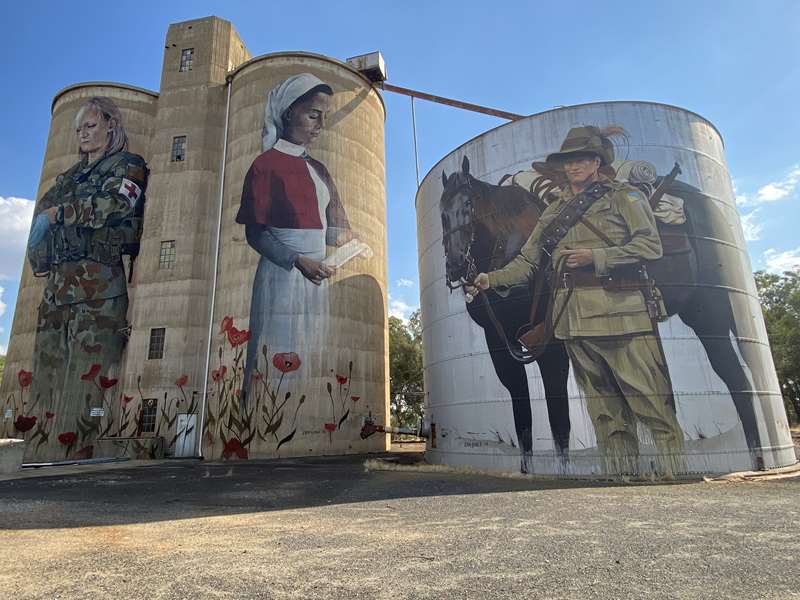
[0,454,798,600]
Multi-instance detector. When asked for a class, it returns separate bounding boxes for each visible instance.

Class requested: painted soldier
[471,126,684,477]
[26,96,147,461]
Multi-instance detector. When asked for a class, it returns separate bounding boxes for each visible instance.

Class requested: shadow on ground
[0,452,686,530]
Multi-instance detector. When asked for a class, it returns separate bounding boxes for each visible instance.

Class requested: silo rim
[417,99,725,203]
[52,82,159,115]
[227,51,386,118]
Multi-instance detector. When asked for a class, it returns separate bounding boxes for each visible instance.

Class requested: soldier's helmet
[546,125,623,166]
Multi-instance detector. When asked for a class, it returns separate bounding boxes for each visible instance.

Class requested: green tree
[754,270,800,423]
[388,309,424,427]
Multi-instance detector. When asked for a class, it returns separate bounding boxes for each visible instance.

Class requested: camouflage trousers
[25,294,129,462]
[566,334,685,477]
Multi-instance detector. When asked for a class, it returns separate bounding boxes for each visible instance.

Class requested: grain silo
[1,17,389,463]
[417,101,795,477]
[202,52,389,460]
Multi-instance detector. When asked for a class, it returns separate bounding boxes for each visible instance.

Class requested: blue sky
[1,1,799,353]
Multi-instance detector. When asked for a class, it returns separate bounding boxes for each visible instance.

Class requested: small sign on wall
[89,407,105,417]
[4,408,13,420]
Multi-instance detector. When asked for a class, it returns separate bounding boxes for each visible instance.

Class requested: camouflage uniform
[26,151,147,461]
[489,171,684,475]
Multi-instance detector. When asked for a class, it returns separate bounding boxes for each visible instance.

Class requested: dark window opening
[171,136,187,162]
[159,240,176,269]
[148,328,165,360]
[140,398,158,434]
[179,48,194,72]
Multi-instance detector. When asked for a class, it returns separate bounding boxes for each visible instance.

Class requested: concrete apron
[0,438,25,474]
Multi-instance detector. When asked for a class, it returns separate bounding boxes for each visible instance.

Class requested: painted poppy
[17,369,33,389]
[211,366,227,382]
[80,363,102,381]
[222,438,248,460]
[336,374,348,385]
[227,326,251,348]
[219,315,234,334]
[272,352,301,374]
[45,411,55,419]
[122,395,134,406]
[99,376,118,389]
[58,431,77,446]
[253,372,263,381]
[324,423,337,432]
[14,415,37,432]
[351,396,360,403]
[175,374,188,388]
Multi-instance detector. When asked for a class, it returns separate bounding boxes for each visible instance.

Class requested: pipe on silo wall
[416,101,796,477]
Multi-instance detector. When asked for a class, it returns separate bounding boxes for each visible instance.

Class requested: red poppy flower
[222,438,248,460]
[175,374,188,388]
[211,366,227,382]
[99,376,118,389]
[80,363,102,381]
[219,315,234,334]
[122,395,134,406]
[17,369,33,389]
[336,374,348,385]
[272,352,301,374]
[253,373,263,381]
[351,396,360,403]
[58,431,77,446]
[227,326,251,348]
[14,415,37,432]
[324,423,337,432]
[45,411,55,419]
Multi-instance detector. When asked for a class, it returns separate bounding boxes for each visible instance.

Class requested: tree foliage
[388,310,424,427]
[754,270,800,423]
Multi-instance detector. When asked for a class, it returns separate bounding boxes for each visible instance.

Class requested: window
[171,136,187,162]
[179,48,194,72]
[140,398,158,434]
[159,240,176,269]
[148,328,165,360]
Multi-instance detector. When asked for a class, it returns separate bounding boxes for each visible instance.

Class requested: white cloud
[396,278,414,288]
[0,344,6,356]
[732,181,749,206]
[740,210,763,242]
[0,286,6,318]
[0,196,35,281]
[763,247,800,274]
[754,166,800,204]
[389,295,417,322]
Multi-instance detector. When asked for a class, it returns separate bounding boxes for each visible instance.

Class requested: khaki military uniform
[26,151,146,462]
[488,179,684,474]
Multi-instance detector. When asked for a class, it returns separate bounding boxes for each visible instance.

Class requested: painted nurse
[235,73,356,408]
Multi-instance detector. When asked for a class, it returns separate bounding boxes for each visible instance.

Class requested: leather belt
[561,270,642,289]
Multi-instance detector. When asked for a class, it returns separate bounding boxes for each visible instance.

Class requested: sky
[1,0,799,354]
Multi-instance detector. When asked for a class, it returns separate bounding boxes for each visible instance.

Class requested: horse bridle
[442,179,480,292]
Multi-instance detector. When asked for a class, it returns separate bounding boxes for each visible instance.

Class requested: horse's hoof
[520,453,533,474]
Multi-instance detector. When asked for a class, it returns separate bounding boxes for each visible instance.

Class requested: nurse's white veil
[262,73,331,152]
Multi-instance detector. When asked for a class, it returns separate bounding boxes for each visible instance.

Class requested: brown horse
[440,156,766,470]
[440,156,571,472]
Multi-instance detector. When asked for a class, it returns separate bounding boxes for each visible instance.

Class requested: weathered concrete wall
[121,17,251,454]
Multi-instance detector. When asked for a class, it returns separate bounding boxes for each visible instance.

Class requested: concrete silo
[0,82,157,461]
[417,101,795,477]
[201,52,389,459]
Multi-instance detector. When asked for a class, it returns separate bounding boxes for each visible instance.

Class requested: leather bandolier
[516,181,666,358]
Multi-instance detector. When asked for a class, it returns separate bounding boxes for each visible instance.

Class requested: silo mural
[1,86,157,462]
[203,54,388,460]
[418,102,796,477]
